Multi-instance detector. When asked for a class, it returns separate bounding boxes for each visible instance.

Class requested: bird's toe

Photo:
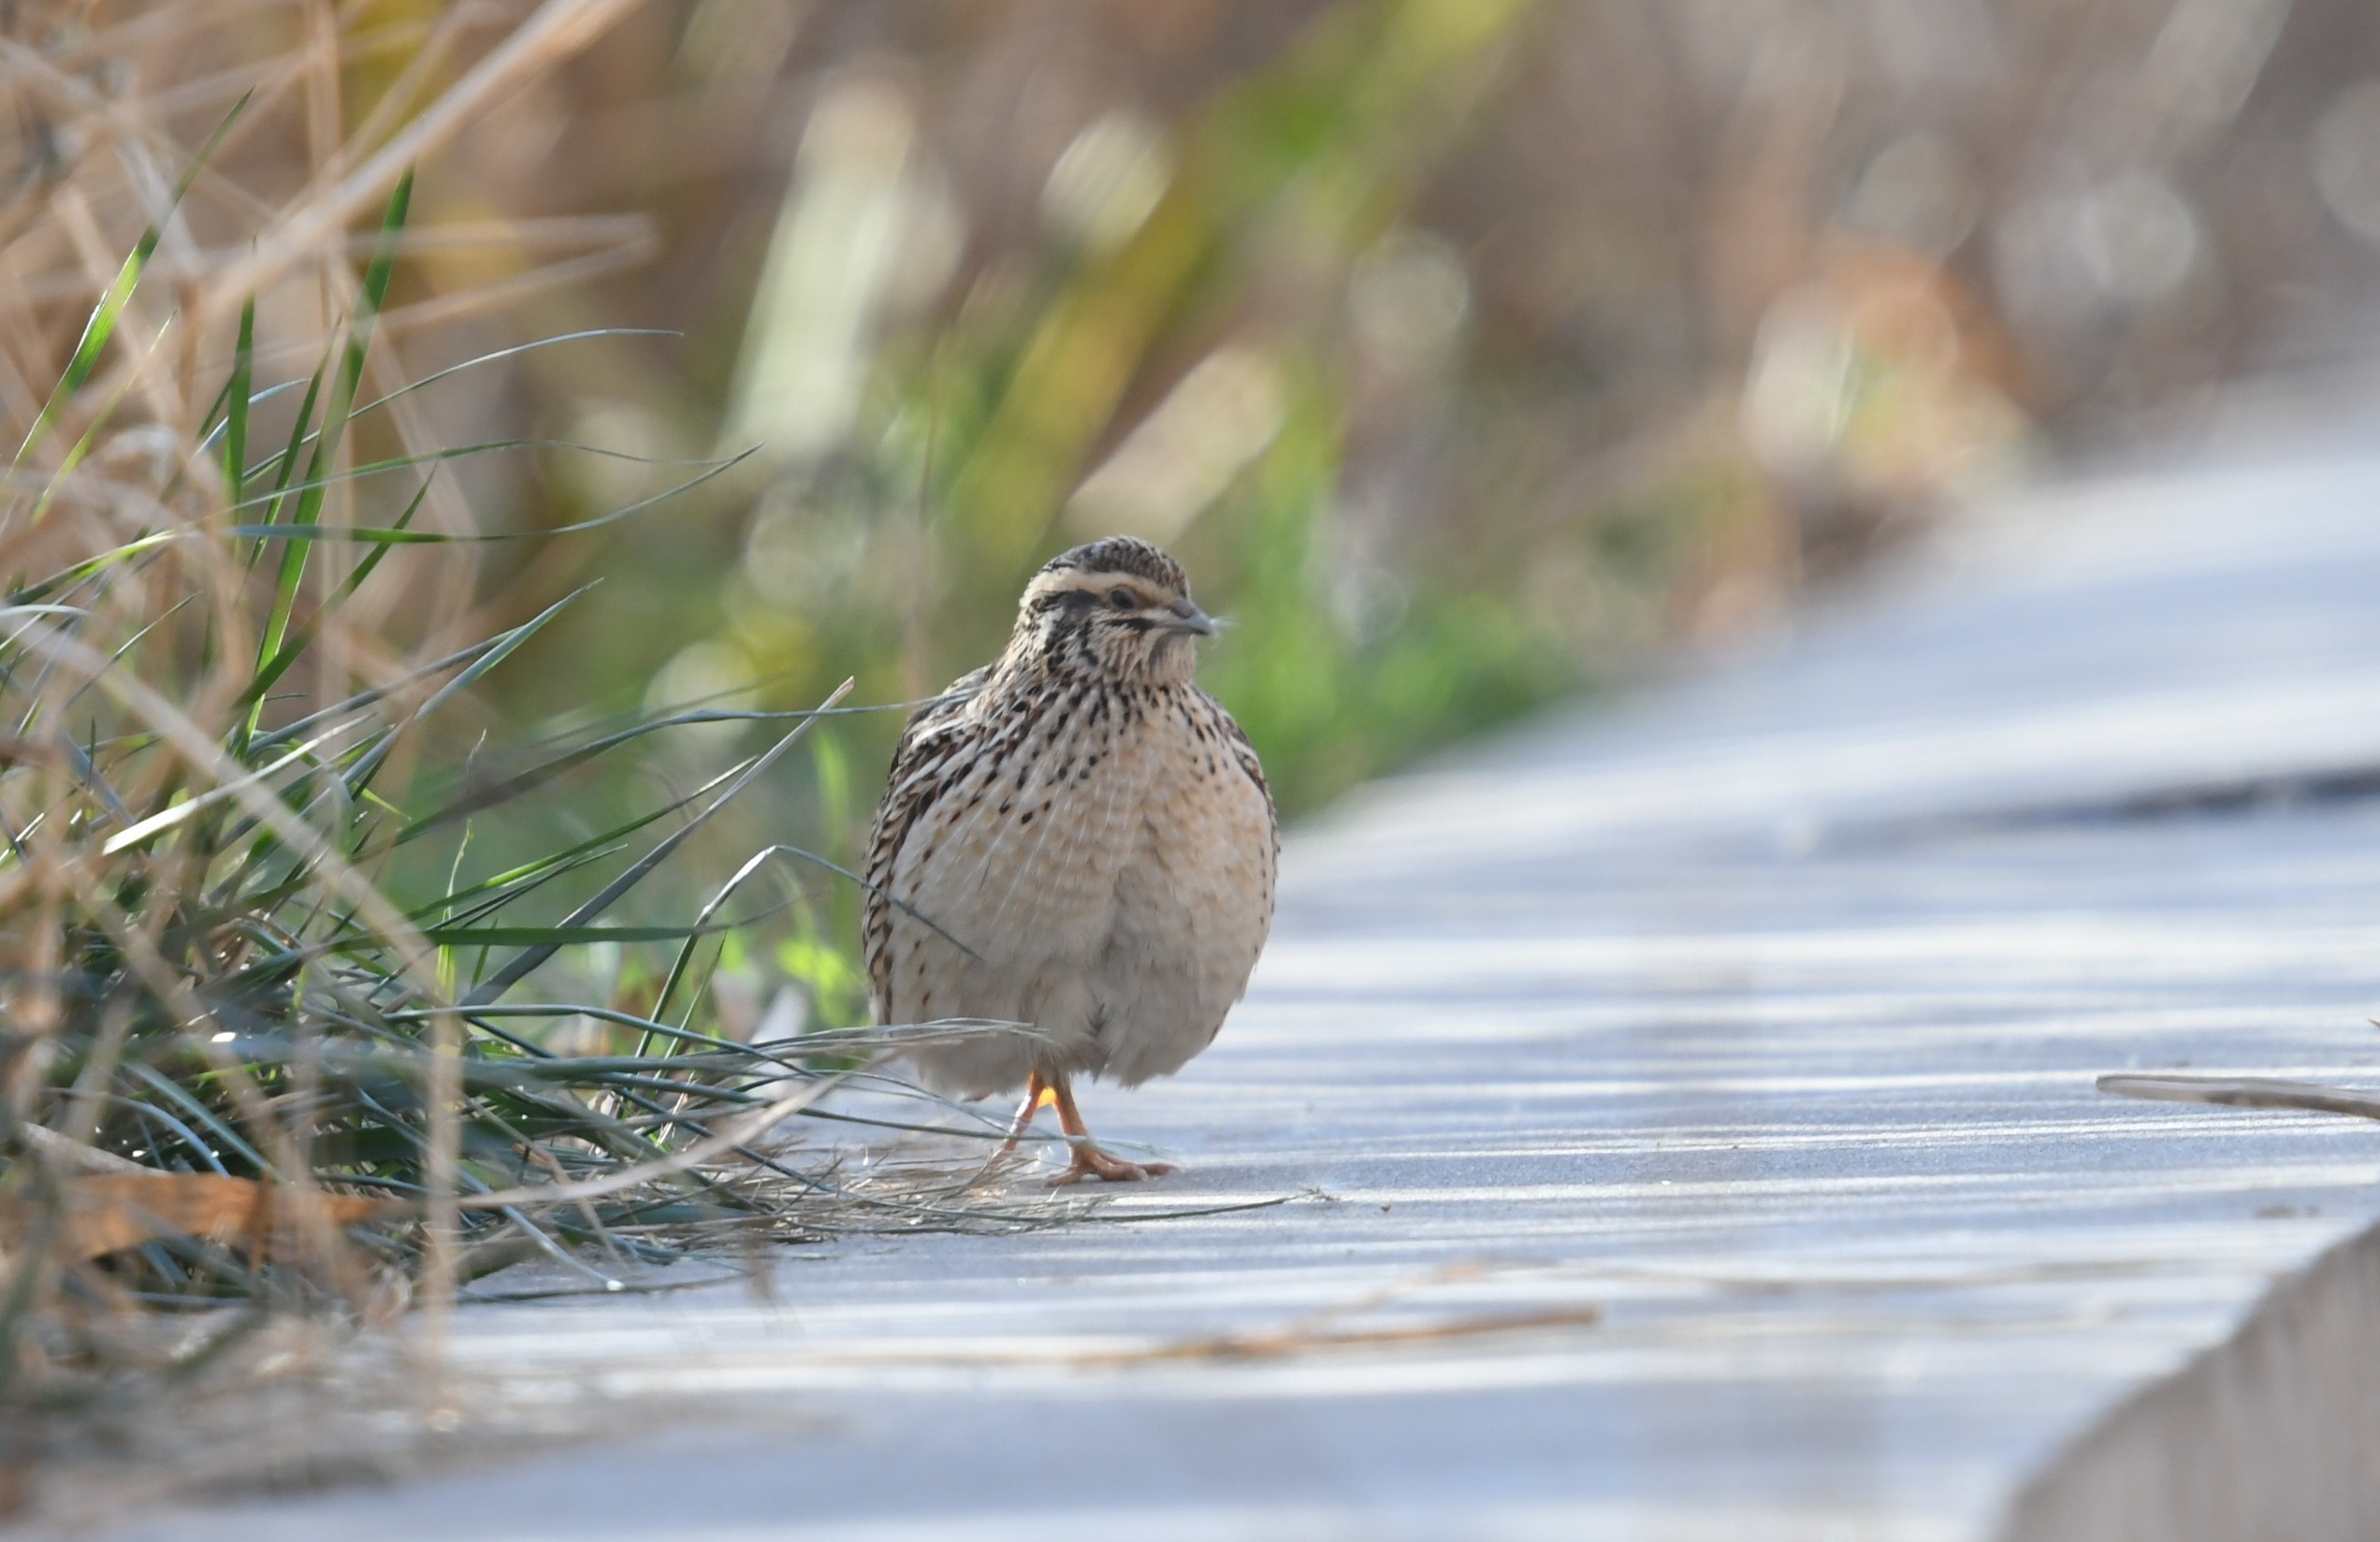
[1048,1145,1177,1186]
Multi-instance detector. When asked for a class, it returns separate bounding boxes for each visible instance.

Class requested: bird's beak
[1159,599,1218,636]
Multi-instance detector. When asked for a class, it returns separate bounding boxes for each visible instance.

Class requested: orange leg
[1045,1069,1177,1186]
[994,1069,1052,1160]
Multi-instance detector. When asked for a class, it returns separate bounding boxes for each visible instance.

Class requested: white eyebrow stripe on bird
[1024,569,1175,605]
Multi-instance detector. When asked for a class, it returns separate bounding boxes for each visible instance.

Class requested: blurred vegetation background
[11,0,2380,1037]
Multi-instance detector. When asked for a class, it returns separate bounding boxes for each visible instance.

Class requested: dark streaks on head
[1040,535,1189,595]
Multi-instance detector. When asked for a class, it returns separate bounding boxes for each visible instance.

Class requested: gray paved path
[100,453,2380,1540]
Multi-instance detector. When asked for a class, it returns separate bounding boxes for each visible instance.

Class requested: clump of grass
[0,105,1045,1469]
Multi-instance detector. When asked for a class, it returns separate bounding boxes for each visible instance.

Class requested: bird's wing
[862,666,991,1021]
[1213,697,1278,846]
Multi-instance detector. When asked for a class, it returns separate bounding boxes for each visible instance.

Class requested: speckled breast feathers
[862,537,1278,1098]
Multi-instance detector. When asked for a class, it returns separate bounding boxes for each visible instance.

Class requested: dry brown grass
[0,6,1059,1517]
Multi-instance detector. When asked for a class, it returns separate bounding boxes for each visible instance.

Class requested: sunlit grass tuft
[0,36,1037,1478]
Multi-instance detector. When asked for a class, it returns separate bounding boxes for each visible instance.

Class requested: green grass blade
[219,442,760,545]
[249,632,518,753]
[238,473,430,711]
[15,250,152,467]
[396,697,840,841]
[223,298,255,508]
[24,351,167,524]
[428,844,628,931]
[246,357,328,568]
[101,721,366,854]
[123,1062,272,1173]
[421,923,746,948]
[59,732,133,827]
[341,584,589,801]
[223,332,677,494]
[405,771,732,915]
[11,91,252,471]
[245,172,414,749]
[461,680,855,1009]
[650,846,786,1040]
[350,328,676,420]
[196,376,312,462]
[4,531,181,607]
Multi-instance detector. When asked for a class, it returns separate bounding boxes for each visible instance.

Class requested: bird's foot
[1048,1142,1178,1186]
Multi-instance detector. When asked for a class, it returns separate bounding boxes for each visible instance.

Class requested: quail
[863,535,1278,1184]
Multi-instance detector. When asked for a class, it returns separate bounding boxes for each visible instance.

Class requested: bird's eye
[1107,587,1136,611]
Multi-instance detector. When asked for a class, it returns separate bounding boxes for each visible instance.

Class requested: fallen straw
[2097,1073,2380,1124]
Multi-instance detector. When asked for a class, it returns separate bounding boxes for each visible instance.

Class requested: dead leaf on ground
[1,1172,403,1264]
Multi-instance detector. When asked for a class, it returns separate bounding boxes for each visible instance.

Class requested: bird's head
[1009,534,1217,685]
